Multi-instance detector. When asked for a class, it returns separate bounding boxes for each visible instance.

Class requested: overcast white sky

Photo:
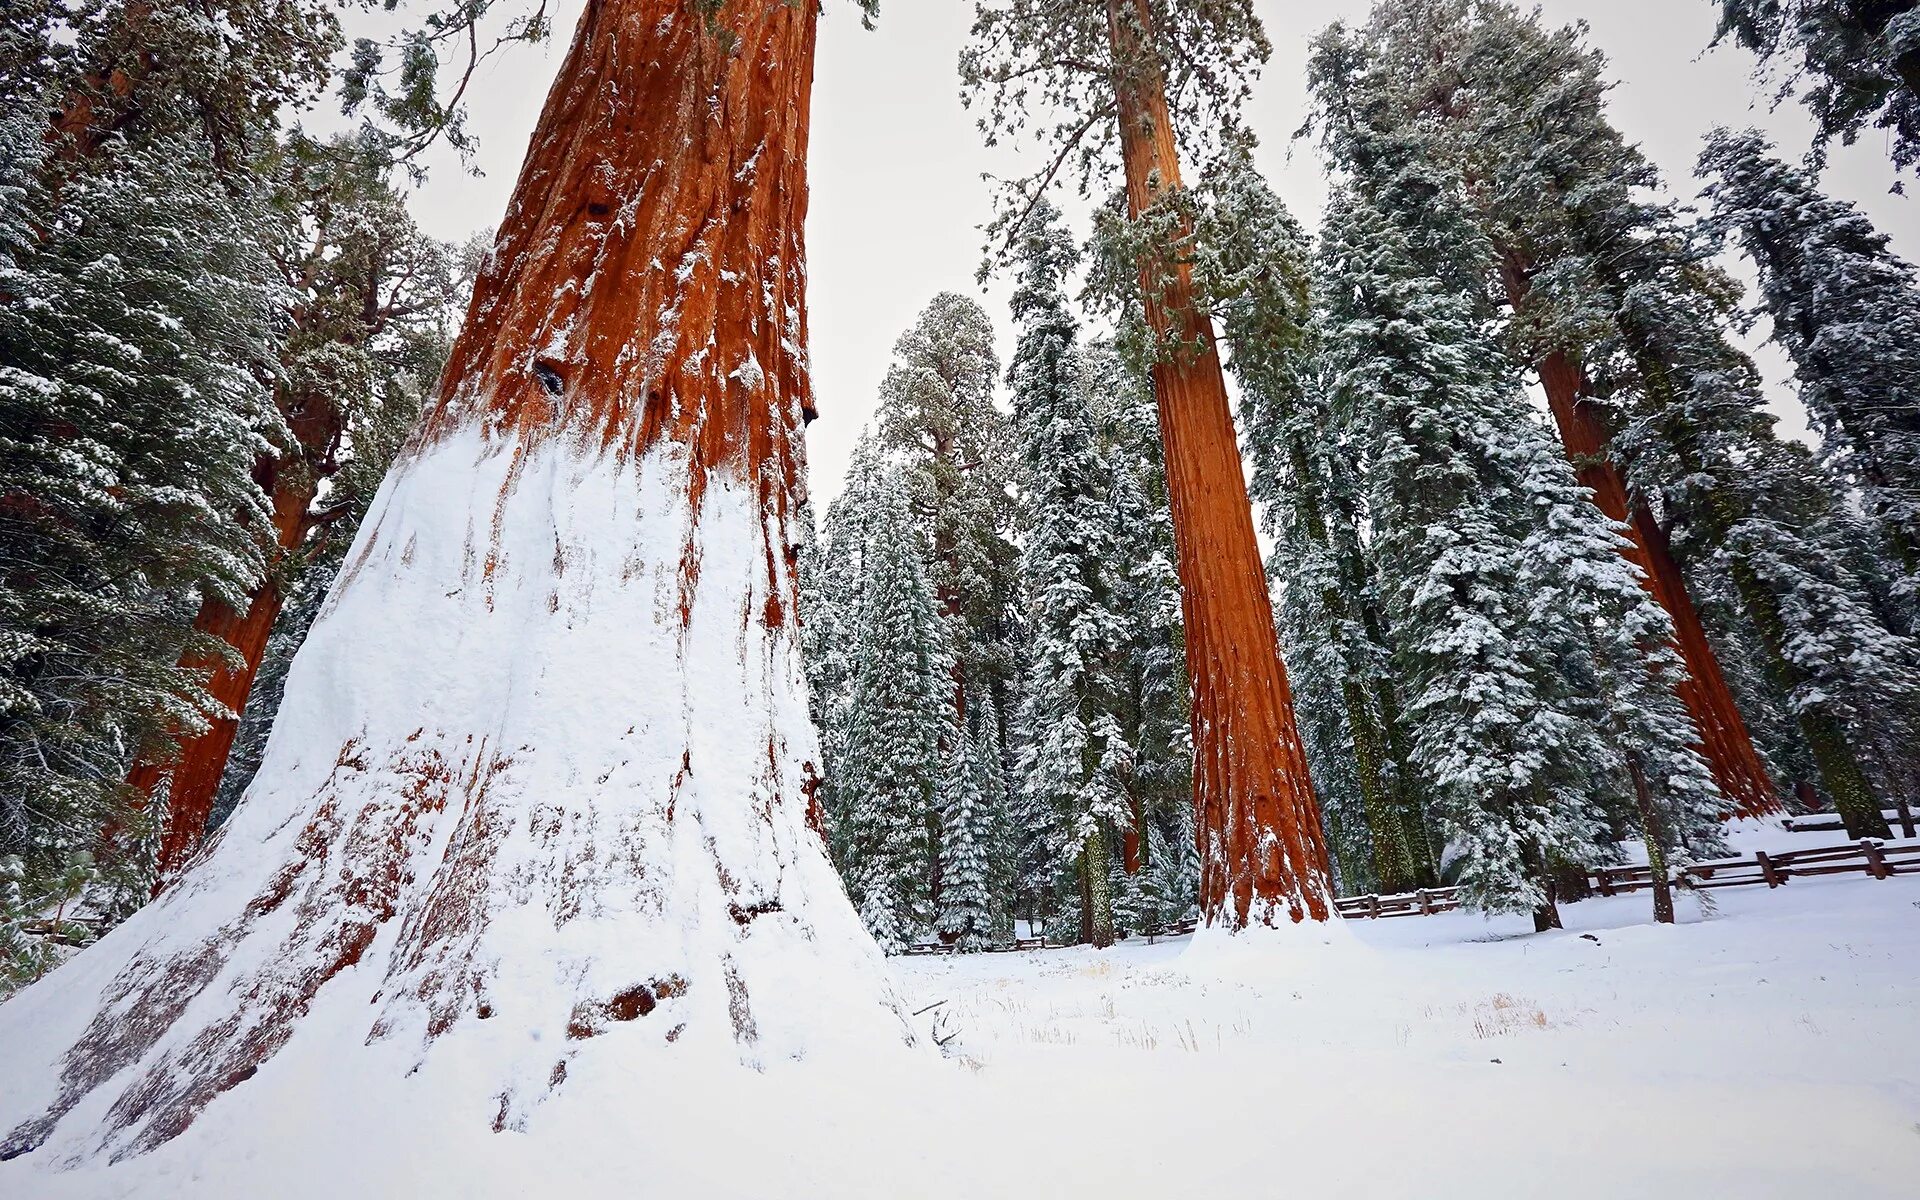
[379,0,1917,509]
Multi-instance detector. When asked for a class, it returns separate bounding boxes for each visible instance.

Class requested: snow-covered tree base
[0,428,914,1168]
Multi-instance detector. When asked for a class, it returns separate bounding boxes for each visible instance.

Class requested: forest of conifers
[3,0,1917,996]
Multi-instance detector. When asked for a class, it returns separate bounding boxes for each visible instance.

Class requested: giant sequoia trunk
[1103,0,1332,927]
[0,0,909,1167]
[1500,262,1780,820]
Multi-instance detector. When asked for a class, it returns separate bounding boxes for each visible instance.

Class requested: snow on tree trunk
[1102,0,1331,928]
[0,0,910,1166]
[1511,268,1780,822]
[125,459,314,891]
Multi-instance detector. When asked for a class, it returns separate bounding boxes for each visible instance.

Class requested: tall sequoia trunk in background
[0,0,908,1167]
[124,429,330,890]
[1103,0,1332,927]
[1500,264,1780,821]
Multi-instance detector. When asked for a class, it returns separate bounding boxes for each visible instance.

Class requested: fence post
[1416,888,1433,916]
[1862,839,1890,881]
[1367,894,1382,919]
[1756,850,1781,888]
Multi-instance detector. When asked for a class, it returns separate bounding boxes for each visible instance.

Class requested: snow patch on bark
[0,426,914,1168]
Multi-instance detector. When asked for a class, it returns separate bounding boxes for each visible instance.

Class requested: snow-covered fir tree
[1699,127,1920,591]
[1711,0,1920,172]
[0,102,286,917]
[936,691,998,950]
[1318,188,1617,930]
[833,468,952,952]
[873,290,1019,918]
[1088,344,1196,935]
[1312,0,1918,840]
[1009,201,1128,947]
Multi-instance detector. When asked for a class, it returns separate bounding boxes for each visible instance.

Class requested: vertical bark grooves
[1,1,876,1165]
[1103,0,1331,926]
[1502,254,1780,820]
[416,0,815,530]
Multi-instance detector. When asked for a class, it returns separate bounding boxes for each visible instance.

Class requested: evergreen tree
[1318,189,1609,930]
[1089,343,1195,928]
[1314,0,1916,840]
[0,103,286,914]
[936,692,997,950]
[875,291,1019,706]
[1712,0,1920,172]
[966,0,1335,928]
[1699,127,1920,587]
[873,291,1018,917]
[836,470,951,952]
[1009,201,1126,948]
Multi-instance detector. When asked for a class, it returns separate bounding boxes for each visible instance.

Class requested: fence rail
[902,838,1919,951]
[1338,837,1919,919]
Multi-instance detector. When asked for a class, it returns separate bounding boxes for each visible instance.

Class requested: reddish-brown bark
[1500,256,1780,820]
[1103,0,1331,926]
[127,461,316,887]
[413,0,815,530]
[5,0,836,1163]
[1533,353,1780,820]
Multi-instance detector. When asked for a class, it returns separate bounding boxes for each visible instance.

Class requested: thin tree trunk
[1086,828,1115,948]
[2,0,906,1164]
[1627,755,1675,925]
[1102,0,1331,929]
[1500,259,1780,820]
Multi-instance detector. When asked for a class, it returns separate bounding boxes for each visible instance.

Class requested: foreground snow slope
[5,869,1914,1197]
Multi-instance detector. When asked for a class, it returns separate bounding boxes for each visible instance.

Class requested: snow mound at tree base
[0,428,915,1169]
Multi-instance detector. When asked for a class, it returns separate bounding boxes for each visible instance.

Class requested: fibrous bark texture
[0,0,909,1168]
[1532,353,1780,820]
[1103,0,1332,927]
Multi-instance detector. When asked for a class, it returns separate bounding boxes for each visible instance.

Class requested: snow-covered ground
[6,848,1916,1198]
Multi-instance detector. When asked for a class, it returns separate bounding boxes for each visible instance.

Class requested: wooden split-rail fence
[1312,837,1917,922]
[902,836,1920,953]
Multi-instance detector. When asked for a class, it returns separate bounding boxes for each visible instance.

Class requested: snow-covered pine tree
[965,0,1333,927]
[1593,205,1915,840]
[1699,128,1920,590]
[965,687,1019,942]
[1008,200,1127,948]
[837,469,950,952]
[1711,0,1920,172]
[1195,151,1431,896]
[875,292,1018,704]
[803,428,891,859]
[936,691,998,950]
[873,290,1018,915]
[1317,188,1616,931]
[1468,2,1919,839]
[1087,341,1195,928]
[1306,0,1784,822]
[0,96,286,919]
[1,0,912,1162]
[1506,414,1729,923]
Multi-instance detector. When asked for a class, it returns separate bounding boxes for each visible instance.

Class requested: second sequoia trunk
[1103,0,1331,927]
[1500,256,1780,821]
